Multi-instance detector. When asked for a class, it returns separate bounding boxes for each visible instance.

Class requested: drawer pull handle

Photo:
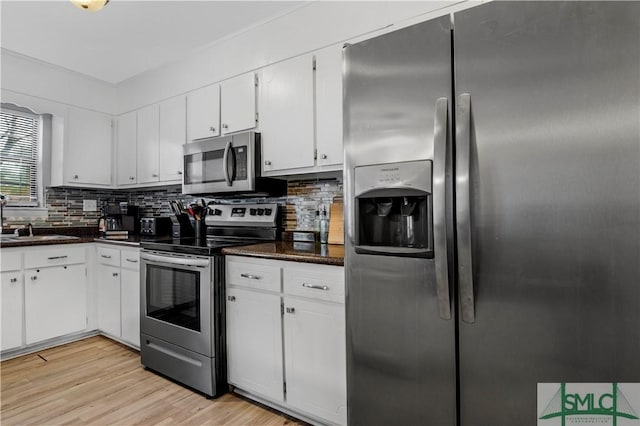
[286,307,295,314]
[240,273,261,280]
[48,255,68,260]
[113,272,119,277]
[227,296,236,302]
[302,283,329,291]
[10,278,18,283]
[125,258,138,263]
[101,255,112,259]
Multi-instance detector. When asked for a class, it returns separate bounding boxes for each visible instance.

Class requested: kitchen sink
[0,234,79,242]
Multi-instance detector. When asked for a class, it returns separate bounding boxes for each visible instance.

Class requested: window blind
[0,108,40,206]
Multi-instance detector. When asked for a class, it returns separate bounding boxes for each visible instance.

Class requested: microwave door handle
[223,140,232,187]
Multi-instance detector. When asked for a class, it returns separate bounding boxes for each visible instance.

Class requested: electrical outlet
[83,199,97,212]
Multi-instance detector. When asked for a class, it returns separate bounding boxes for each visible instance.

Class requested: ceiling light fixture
[70,0,110,12]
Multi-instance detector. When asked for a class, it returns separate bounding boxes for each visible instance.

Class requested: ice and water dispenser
[354,160,433,258]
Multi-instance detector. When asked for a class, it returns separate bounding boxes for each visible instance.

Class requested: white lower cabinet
[225,255,346,426]
[227,287,284,402]
[1,270,24,351]
[0,245,89,353]
[97,263,121,338]
[120,249,141,348]
[96,244,140,348]
[25,263,87,345]
[283,297,346,425]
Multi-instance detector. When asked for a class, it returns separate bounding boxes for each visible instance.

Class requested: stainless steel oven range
[139,202,279,397]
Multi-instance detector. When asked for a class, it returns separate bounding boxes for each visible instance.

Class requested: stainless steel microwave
[182,132,285,195]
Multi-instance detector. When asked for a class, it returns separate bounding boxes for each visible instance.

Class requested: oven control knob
[214,209,222,216]
[264,208,272,216]
[257,208,265,216]
[250,208,257,216]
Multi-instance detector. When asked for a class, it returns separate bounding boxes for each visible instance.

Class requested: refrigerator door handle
[433,97,451,320]
[456,93,475,323]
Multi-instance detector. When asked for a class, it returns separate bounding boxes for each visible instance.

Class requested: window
[0,107,43,207]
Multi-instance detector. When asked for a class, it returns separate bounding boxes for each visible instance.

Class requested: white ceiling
[0,0,306,84]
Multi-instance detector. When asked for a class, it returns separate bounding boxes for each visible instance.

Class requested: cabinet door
[260,55,315,173]
[136,104,160,184]
[116,111,137,186]
[226,287,284,402]
[66,107,112,185]
[25,264,87,344]
[221,73,257,135]
[187,84,220,141]
[97,263,121,338]
[1,271,23,351]
[159,96,186,182]
[283,297,347,425]
[315,45,344,168]
[120,268,140,347]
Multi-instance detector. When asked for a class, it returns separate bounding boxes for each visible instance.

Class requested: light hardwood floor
[0,336,306,425]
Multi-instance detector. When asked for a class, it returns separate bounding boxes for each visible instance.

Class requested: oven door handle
[141,252,210,268]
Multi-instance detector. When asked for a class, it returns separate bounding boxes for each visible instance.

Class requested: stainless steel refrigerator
[343,2,640,425]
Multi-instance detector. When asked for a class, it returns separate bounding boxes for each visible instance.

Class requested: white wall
[116,1,471,114]
[1,49,117,114]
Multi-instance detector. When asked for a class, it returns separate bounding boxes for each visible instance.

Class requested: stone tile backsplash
[3,177,343,232]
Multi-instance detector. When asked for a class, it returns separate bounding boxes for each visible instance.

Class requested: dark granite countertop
[0,227,172,249]
[0,226,96,248]
[222,241,344,266]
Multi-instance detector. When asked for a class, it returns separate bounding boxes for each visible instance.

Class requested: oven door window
[146,264,201,332]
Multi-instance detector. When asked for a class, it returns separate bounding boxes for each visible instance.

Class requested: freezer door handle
[456,93,475,323]
[433,97,451,320]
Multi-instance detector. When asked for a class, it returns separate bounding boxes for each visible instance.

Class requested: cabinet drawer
[97,246,120,267]
[120,249,140,271]
[283,264,344,304]
[0,249,22,272]
[24,245,86,269]
[226,257,281,293]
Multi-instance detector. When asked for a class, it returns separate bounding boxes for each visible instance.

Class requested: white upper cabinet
[260,54,315,174]
[159,96,186,182]
[136,104,160,184]
[116,111,137,186]
[65,106,112,186]
[220,73,257,135]
[187,84,221,141]
[315,45,344,169]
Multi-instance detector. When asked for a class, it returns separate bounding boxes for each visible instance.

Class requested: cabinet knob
[112,272,119,277]
[129,176,135,181]
[210,126,216,132]
[152,173,158,178]
[177,171,183,175]
[10,277,17,283]
[227,296,236,302]
[286,307,295,314]
[321,154,328,160]
[73,175,79,179]
[264,160,271,166]
[222,123,229,129]
[31,276,37,281]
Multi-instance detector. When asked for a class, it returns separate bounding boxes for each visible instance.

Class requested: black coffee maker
[100,202,139,234]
